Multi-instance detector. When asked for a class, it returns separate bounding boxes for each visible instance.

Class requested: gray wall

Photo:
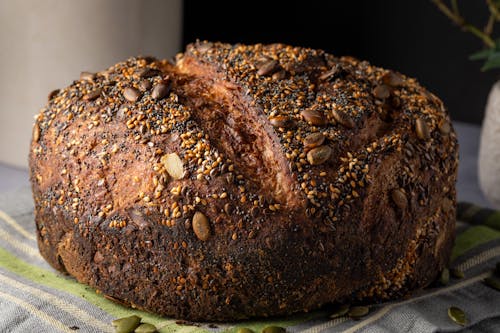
[0,0,182,168]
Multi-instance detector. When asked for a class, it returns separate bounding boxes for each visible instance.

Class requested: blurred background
[184,0,498,125]
[0,0,496,168]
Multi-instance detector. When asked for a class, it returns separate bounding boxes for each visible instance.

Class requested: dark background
[183,0,499,124]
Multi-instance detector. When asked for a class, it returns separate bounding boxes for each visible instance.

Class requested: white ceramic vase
[479,81,500,208]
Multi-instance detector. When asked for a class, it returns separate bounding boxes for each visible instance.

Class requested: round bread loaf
[29,41,458,321]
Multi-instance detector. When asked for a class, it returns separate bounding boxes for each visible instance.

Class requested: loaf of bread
[29,41,458,321]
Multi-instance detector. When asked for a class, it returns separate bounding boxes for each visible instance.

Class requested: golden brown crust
[29,41,458,321]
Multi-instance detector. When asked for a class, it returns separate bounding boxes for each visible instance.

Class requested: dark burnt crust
[30,42,458,321]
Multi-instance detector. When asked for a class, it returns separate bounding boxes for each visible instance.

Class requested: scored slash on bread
[30,41,458,321]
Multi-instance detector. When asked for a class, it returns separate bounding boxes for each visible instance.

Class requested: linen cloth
[1,187,500,333]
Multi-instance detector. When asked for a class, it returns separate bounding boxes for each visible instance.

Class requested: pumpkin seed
[151,82,170,100]
[192,211,210,241]
[261,326,286,333]
[450,268,464,279]
[84,89,101,101]
[135,323,157,333]
[373,84,390,99]
[80,71,96,81]
[319,65,345,81]
[161,153,184,180]
[330,109,355,129]
[224,203,234,215]
[197,42,213,52]
[439,268,450,285]
[137,67,159,78]
[269,115,295,128]
[139,80,152,91]
[438,120,451,135]
[48,89,60,101]
[111,315,141,333]
[301,108,327,126]
[381,71,404,87]
[484,276,500,291]
[303,132,325,149]
[391,189,408,210]
[448,306,467,326]
[33,124,41,142]
[320,68,336,81]
[307,145,332,165]
[257,60,279,76]
[329,304,350,319]
[123,87,141,102]
[104,294,129,307]
[237,328,254,333]
[415,118,431,140]
[272,70,286,80]
[348,306,369,319]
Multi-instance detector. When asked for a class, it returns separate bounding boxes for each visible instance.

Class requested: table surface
[0,121,493,208]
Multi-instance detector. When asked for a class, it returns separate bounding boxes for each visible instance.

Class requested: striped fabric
[2,187,500,333]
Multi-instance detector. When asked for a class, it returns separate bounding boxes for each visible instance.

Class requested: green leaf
[470,49,494,60]
[481,52,500,71]
[470,39,500,71]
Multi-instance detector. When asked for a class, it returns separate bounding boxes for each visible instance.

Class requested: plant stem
[487,0,500,21]
[451,0,460,16]
[486,13,495,35]
[431,0,495,48]
[431,0,463,25]
[467,24,496,48]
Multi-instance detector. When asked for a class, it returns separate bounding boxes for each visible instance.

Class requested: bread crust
[29,42,458,321]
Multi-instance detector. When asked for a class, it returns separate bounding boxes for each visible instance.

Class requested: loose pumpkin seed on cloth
[6,189,500,332]
[448,306,467,326]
